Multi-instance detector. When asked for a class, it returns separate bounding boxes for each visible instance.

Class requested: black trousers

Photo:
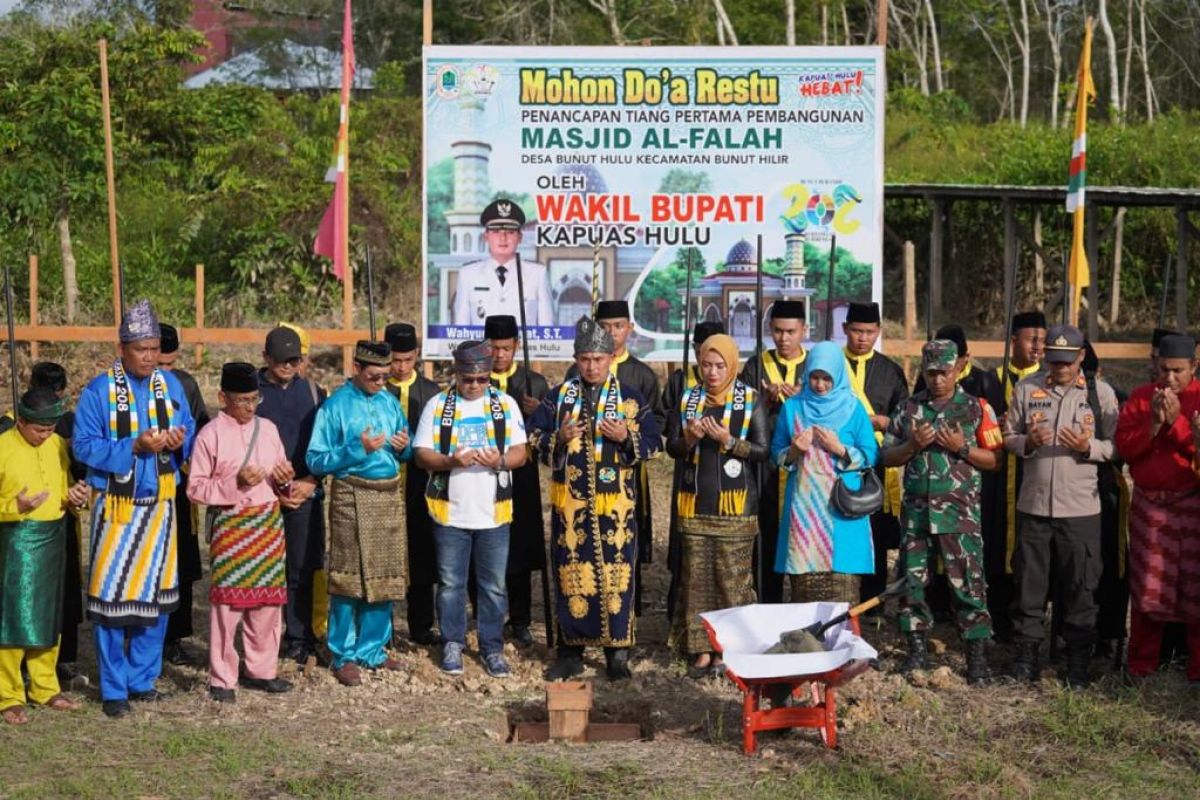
[406,583,437,636]
[860,511,901,602]
[282,496,325,650]
[755,472,785,604]
[59,517,83,662]
[1012,513,1102,646]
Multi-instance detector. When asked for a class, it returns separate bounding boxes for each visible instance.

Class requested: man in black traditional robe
[738,302,809,603]
[664,320,726,615]
[384,323,443,646]
[530,318,661,681]
[157,324,211,667]
[566,300,663,615]
[841,301,910,602]
[485,315,549,647]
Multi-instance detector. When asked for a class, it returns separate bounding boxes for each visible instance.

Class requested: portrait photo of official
[451,199,554,326]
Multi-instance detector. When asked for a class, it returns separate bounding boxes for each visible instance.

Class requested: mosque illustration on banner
[429,77,846,349]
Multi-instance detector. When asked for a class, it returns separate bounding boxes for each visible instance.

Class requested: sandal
[2,705,29,725]
[41,694,80,711]
[687,655,712,680]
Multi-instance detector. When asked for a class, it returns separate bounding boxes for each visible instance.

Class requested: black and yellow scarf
[105,359,175,524]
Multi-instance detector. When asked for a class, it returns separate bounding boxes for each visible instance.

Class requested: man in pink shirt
[188,362,295,703]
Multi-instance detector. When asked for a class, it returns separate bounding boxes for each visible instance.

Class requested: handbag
[831,467,884,519]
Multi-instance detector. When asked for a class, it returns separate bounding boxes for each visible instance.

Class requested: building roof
[183,40,374,91]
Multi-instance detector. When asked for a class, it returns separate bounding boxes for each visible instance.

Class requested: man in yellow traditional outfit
[0,389,89,724]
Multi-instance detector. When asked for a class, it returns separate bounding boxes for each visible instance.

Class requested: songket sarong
[0,519,66,648]
[209,502,286,609]
[87,495,178,626]
[328,475,406,602]
[1129,487,1200,623]
[671,515,757,654]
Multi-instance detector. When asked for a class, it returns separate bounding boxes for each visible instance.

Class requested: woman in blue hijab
[770,341,878,603]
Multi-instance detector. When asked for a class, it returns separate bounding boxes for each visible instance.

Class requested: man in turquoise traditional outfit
[529,318,661,681]
[0,388,89,725]
[306,340,411,687]
[73,299,196,718]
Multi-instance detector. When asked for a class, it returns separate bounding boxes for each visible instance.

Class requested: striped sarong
[209,502,286,608]
[87,495,178,627]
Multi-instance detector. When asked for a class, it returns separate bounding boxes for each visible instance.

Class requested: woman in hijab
[665,334,769,678]
[771,341,878,604]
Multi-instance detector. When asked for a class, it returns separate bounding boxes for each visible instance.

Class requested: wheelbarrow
[701,601,878,754]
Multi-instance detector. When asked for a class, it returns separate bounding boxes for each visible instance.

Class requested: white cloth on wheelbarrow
[700,602,878,680]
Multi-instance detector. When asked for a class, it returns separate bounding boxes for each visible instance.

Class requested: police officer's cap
[480,199,526,230]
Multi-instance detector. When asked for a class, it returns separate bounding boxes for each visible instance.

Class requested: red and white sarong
[1129,487,1200,623]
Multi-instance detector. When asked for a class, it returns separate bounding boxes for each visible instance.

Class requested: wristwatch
[957,442,971,460]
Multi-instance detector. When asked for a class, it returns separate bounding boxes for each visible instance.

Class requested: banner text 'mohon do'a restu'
[422,46,884,361]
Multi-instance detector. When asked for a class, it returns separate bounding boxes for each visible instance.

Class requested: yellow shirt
[0,427,70,522]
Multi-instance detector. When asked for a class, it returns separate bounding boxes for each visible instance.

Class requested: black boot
[1011,639,1040,683]
[965,639,990,686]
[545,645,585,681]
[1064,642,1092,689]
[898,632,928,674]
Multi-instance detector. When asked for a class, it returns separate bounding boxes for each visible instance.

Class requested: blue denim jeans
[434,524,509,655]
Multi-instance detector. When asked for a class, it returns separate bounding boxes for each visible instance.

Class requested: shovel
[766,576,913,654]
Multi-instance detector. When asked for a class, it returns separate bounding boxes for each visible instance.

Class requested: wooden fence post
[28,254,38,361]
[194,264,205,366]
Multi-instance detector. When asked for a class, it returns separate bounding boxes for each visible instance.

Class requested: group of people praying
[2,291,1198,726]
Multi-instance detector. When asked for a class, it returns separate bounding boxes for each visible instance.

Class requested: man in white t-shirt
[414,340,528,678]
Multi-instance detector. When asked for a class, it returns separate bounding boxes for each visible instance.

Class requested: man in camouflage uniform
[882,340,1005,684]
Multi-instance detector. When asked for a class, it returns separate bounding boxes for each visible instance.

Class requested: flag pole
[754,235,765,598]
[365,244,377,341]
[681,249,695,386]
[514,251,533,393]
[824,235,837,341]
[1157,254,1174,329]
[4,263,18,416]
[99,39,121,329]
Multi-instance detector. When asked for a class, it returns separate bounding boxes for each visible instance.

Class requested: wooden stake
[424,0,433,46]
[876,0,889,47]
[194,264,205,366]
[99,39,121,328]
[28,255,38,362]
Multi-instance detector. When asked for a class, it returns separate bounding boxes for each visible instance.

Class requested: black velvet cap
[692,320,725,345]
[1157,334,1196,360]
[770,301,805,321]
[845,301,880,324]
[221,361,259,394]
[484,315,519,340]
[934,324,968,357]
[385,322,419,353]
[595,300,630,320]
[1011,311,1047,333]
[159,323,180,354]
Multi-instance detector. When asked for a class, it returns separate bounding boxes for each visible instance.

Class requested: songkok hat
[384,322,419,353]
[770,300,806,321]
[278,321,310,355]
[1043,324,1084,363]
[845,301,881,324]
[484,315,519,340]
[453,340,493,372]
[921,339,958,372]
[30,362,67,395]
[692,320,725,346]
[574,316,615,355]
[1157,334,1195,360]
[354,340,391,367]
[595,300,630,320]
[159,324,180,354]
[119,299,161,343]
[934,324,968,358]
[480,198,526,230]
[1010,311,1047,333]
[265,327,302,362]
[16,388,66,424]
[1151,327,1180,350]
[220,362,259,394]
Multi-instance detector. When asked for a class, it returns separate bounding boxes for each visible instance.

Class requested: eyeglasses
[361,372,388,384]
[227,394,260,408]
[284,357,303,367]
[457,375,490,386]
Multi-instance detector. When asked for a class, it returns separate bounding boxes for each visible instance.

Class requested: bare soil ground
[1,348,1198,799]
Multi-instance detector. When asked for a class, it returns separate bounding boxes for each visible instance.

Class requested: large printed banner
[422,45,884,361]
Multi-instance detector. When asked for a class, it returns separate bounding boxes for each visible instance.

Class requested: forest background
[2,0,1199,338]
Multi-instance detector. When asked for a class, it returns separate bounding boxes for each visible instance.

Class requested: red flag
[313,0,355,281]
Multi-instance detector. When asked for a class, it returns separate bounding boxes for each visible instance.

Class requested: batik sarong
[87,495,178,626]
[671,515,757,654]
[0,519,66,648]
[209,502,286,608]
[328,475,406,602]
[1129,487,1200,623]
